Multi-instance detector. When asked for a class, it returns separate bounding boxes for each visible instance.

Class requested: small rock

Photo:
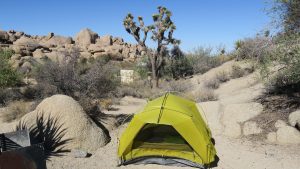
[274,120,287,129]
[267,132,277,143]
[71,149,89,158]
[243,121,262,136]
[289,110,300,127]
[276,125,300,144]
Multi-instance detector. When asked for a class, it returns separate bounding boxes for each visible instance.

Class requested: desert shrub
[187,47,228,74]
[0,49,21,88]
[33,54,119,100]
[2,101,31,122]
[134,56,150,79]
[234,36,273,62]
[191,88,217,102]
[259,33,300,93]
[163,46,193,79]
[204,78,220,89]
[166,80,190,93]
[99,98,113,111]
[116,79,173,100]
[116,80,152,98]
[231,64,246,79]
[0,88,23,106]
[215,71,230,83]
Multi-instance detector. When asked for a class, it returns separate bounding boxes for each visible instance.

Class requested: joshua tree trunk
[123,6,180,88]
[150,54,159,88]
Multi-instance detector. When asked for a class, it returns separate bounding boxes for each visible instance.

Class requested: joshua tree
[123,6,180,88]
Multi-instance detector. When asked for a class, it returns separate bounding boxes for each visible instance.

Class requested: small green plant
[135,56,150,79]
[0,49,21,88]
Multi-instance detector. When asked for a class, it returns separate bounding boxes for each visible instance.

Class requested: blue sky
[0,0,270,52]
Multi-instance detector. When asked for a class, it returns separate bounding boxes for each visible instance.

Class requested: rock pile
[0,28,144,71]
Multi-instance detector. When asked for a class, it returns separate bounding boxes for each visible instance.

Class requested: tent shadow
[16,112,72,160]
[206,138,220,168]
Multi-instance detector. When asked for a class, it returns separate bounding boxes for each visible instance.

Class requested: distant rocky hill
[0,28,144,71]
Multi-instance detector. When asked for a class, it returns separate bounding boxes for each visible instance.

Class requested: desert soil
[43,96,300,169]
[1,61,300,169]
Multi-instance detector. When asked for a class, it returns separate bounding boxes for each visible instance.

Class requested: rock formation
[0,28,144,72]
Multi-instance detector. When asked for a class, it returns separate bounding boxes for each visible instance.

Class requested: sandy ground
[1,97,300,169]
[43,96,300,169]
[1,62,300,169]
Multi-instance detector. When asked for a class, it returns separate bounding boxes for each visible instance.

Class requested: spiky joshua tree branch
[123,6,180,88]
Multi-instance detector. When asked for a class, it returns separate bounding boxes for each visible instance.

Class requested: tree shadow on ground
[255,88,300,132]
[86,104,134,143]
[16,112,72,160]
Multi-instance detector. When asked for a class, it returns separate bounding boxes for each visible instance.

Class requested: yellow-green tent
[118,93,216,168]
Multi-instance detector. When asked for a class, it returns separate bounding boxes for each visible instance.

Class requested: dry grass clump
[190,87,217,102]
[166,80,190,93]
[204,78,220,89]
[116,80,163,100]
[1,101,32,122]
[231,64,246,79]
[116,79,190,100]
[99,99,113,111]
[215,71,230,83]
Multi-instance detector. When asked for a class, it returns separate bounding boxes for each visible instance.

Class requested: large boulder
[75,28,98,47]
[20,95,109,152]
[13,36,42,52]
[42,35,73,48]
[88,44,106,54]
[112,37,124,45]
[289,110,300,127]
[96,35,112,46]
[0,31,9,43]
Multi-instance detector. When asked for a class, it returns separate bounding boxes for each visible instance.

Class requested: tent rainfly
[118,93,217,168]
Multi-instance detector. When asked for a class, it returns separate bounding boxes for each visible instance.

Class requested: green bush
[0,49,21,88]
[263,33,300,93]
[135,56,150,79]
[163,46,193,79]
